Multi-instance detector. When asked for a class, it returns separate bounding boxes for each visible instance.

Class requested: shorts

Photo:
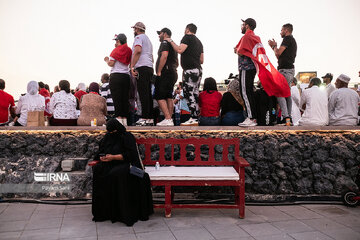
[154,70,177,100]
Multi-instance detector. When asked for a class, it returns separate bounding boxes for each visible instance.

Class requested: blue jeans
[199,116,220,126]
[221,111,245,126]
[174,113,181,126]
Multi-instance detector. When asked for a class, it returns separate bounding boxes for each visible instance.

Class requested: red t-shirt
[199,90,222,117]
[39,88,52,117]
[74,90,88,102]
[0,90,15,123]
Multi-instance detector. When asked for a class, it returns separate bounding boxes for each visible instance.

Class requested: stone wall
[0,127,359,200]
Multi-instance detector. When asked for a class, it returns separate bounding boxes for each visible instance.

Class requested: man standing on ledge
[155,28,178,126]
[235,18,258,127]
[268,23,297,126]
[130,22,154,126]
[165,23,203,126]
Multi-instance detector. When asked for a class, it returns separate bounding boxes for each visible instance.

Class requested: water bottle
[155,161,160,171]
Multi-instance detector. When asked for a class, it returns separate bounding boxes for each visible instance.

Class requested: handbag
[129,143,145,178]
[27,111,45,126]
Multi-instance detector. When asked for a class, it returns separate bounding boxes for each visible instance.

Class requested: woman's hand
[100,154,124,162]
[100,154,113,162]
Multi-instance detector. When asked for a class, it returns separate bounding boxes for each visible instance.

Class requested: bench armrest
[234,156,250,168]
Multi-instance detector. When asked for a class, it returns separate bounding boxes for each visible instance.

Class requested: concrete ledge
[0,126,359,199]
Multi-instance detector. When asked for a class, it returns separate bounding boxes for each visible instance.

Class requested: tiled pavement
[0,202,359,240]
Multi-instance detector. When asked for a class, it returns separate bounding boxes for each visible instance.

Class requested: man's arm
[272,45,286,59]
[300,91,307,111]
[268,38,286,59]
[156,51,168,76]
[200,53,204,64]
[165,38,188,54]
[10,106,16,118]
[130,45,142,76]
[104,56,115,67]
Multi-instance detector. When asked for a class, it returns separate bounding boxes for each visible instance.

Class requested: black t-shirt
[278,35,297,69]
[180,34,203,70]
[156,40,178,73]
[220,92,243,117]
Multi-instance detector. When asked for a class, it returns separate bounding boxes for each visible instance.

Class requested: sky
[1,0,360,99]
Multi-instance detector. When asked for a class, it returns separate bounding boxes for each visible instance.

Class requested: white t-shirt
[109,56,130,74]
[326,83,336,99]
[290,85,301,125]
[16,94,45,126]
[132,33,153,69]
[298,86,329,126]
[328,88,359,126]
[49,90,77,119]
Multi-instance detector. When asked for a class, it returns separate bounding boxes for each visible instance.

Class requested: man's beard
[134,32,138,37]
[241,27,246,34]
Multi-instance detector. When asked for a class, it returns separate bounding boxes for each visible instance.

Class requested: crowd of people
[0,20,359,127]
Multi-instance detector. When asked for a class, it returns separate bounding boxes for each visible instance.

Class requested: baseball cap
[321,73,333,80]
[157,28,172,37]
[131,22,146,31]
[112,33,127,43]
[337,74,351,83]
[242,18,256,30]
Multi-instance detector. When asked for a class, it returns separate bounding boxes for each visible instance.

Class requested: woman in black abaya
[92,118,153,226]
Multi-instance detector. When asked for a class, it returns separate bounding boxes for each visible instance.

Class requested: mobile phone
[99,153,106,157]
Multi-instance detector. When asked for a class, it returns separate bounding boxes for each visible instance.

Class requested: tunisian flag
[110,43,132,65]
[235,30,290,98]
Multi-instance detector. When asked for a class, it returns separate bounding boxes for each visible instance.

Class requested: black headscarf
[106,118,126,134]
[96,118,142,168]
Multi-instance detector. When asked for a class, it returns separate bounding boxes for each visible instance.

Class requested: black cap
[113,33,127,43]
[242,18,256,30]
[157,28,172,37]
[321,73,333,80]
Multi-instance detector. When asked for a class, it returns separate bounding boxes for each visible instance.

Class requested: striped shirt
[100,83,115,115]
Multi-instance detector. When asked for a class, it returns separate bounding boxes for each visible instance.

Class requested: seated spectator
[74,83,88,102]
[100,73,115,117]
[220,79,245,126]
[38,81,52,118]
[254,81,277,126]
[15,81,45,126]
[49,80,77,126]
[0,79,16,126]
[290,78,301,125]
[77,82,107,126]
[298,78,328,126]
[321,73,336,99]
[198,77,222,126]
[328,74,360,126]
[92,118,153,226]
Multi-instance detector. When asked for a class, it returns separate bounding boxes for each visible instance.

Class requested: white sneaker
[238,118,257,127]
[135,118,147,126]
[145,119,154,126]
[180,118,199,126]
[156,119,174,126]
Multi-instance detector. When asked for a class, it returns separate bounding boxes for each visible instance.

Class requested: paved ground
[0,202,359,240]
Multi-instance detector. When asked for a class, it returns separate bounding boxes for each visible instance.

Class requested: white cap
[337,74,351,83]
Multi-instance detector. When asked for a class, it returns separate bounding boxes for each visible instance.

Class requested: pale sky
[1,0,359,99]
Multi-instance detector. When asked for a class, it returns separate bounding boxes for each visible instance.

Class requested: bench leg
[165,185,172,218]
[239,183,245,219]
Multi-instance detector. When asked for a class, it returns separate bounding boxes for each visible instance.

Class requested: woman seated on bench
[92,118,153,226]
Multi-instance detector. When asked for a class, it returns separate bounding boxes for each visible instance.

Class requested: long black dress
[92,119,153,226]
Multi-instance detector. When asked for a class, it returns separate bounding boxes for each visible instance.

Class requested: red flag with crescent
[235,30,290,97]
